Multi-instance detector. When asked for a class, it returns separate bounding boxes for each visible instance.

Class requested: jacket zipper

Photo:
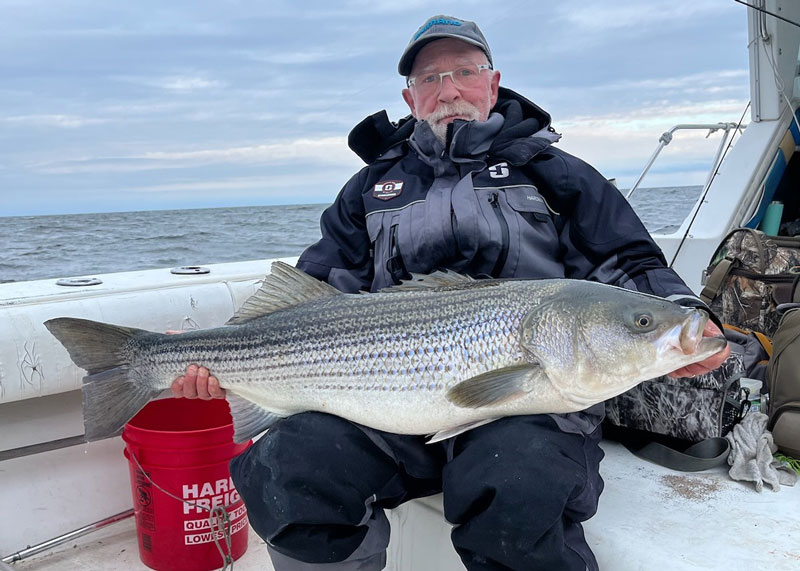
[443,123,454,158]
[488,192,510,277]
[385,224,408,283]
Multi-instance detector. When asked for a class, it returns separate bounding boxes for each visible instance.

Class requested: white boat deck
[9,440,799,571]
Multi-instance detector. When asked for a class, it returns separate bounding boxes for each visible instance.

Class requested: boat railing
[625,122,743,201]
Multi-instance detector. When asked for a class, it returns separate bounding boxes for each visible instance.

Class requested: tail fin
[44,317,161,441]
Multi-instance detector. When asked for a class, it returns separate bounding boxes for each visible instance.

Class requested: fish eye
[634,313,653,329]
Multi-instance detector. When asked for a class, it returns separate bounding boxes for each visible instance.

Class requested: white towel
[725,412,798,492]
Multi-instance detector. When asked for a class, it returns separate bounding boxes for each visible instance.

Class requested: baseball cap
[398,15,493,76]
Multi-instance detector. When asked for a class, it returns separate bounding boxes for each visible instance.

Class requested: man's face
[402,38,500,141]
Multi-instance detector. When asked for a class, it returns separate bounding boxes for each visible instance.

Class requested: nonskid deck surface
[10,441,799,571]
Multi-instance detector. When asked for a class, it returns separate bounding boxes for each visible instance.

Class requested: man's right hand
[171,364,226,399]
[166,329,226,400]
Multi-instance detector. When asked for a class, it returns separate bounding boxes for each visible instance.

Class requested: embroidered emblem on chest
[373,180,404,200]
[488,162,510,179]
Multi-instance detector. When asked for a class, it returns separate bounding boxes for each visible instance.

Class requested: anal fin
[227,393,285,443]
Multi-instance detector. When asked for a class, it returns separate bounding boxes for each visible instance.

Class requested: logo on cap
[373,180,404,200]
[414,17,463,40]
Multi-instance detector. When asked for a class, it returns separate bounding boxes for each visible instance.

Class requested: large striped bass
[45,262,726,443]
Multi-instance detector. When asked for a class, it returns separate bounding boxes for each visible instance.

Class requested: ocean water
[1,204,331,284]
[628,185,704,234]
[1,186,702,283]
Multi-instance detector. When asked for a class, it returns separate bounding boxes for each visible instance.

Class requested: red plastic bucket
[123,398,251,571]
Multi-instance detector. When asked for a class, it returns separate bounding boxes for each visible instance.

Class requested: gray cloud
[0,0,749,216]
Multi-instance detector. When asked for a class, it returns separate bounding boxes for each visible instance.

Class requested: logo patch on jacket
[373,180,404,200]
[488,162,510,179]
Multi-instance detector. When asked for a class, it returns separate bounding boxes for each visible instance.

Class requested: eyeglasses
[407,64,492,95]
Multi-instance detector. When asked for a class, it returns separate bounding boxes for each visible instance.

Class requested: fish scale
[201,292,523,387]
[121,287,532,435]
[44,262,727,443]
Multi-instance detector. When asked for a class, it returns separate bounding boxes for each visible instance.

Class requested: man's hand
[668,321,731,379]
[166,330,226,400]
[171,364,226,400]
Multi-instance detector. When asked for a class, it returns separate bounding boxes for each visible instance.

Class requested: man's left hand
[668,321,731,378]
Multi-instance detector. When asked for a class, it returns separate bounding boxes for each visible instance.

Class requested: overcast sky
[1,0,751,216]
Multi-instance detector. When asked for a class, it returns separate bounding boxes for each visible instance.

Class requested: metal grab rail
[625,123,742,200]
[1,510,135,564]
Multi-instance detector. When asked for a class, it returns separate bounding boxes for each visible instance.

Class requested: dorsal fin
[380,270,477,292]
[226,261,342,325]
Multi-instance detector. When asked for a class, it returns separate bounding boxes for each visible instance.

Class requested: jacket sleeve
[543,149,713,316]
[296,169,374,293]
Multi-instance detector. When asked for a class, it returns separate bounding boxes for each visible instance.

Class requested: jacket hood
[348,86,556,164]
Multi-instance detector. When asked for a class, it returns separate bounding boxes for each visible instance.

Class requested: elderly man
[173,15,729,571]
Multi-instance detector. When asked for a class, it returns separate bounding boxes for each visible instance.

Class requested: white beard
[422,101,483,144]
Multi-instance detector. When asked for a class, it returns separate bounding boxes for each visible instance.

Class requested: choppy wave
[1,187,701,283]
[1,204,329,283]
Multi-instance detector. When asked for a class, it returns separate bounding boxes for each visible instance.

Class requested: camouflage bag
[603,337,760,471]
[605,350,746,443]
[699,228,800,336]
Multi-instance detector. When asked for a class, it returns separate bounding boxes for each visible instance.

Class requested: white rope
[129,450,236,571]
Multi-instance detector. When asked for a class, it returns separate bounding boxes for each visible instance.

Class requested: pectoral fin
[445,364,544,408]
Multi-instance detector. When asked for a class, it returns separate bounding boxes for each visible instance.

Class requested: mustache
[424,101,482,124]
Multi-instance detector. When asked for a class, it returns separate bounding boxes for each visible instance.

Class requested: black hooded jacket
[298,87,700,304]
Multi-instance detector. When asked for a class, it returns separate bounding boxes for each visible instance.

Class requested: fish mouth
[697,335,728,356]
[655,309,727,360]
[679,310,706,354]
[657,309,709,356]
